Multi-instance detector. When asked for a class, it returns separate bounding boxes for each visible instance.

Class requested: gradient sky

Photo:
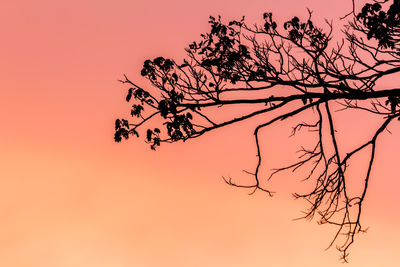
[1,0,400,266]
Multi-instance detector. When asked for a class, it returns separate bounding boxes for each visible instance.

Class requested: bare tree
[115,0,400,261]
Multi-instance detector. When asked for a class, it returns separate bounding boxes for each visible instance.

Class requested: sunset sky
[1,0,399,266]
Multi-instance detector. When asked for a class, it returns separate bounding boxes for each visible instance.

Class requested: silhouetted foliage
[115,0,400,262]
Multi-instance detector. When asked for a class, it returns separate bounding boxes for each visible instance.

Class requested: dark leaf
[115,119,121,130]
[154,57,164,66]
[126,88,133,102]
[146,129,153,142]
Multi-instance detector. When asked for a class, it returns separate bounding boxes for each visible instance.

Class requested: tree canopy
[115,0,400,261]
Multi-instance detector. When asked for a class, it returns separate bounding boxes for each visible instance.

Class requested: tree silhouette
[115,0,400,261]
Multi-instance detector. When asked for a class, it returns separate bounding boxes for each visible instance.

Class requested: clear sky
[1,0,399,266]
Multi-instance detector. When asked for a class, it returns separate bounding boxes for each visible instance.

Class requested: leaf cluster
[357,1,400,48]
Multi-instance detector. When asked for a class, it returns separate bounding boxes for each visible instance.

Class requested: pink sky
[1,0,399,266]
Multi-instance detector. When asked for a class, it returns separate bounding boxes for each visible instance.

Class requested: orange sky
[1,0,399,266]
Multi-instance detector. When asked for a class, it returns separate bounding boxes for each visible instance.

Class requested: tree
[114,0,400,262]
